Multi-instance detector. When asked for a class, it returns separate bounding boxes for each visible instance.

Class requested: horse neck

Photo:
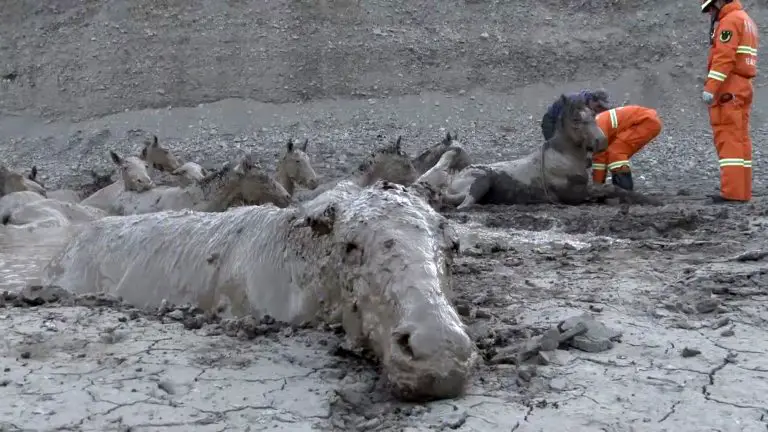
[275,163,295,196]
[546,133,584,158]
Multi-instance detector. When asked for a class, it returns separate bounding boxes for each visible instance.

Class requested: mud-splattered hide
[43,180,475,401]
[551,94,608,155]
[431,95,608,208]
[171,162,208,187]
[4,198,106,228]
[1,165,43,197]
[110,150,155,192]
[233,154,292,208]
[140,135,182,173]
[275,138,319,195]
[415,140,472,191]
[412,132,472,175]
[293,137,422,203]
[0,191,46,224]
[356,136,420,186]
[22,166,81,203]
[24,166,47,194]
[109,154,291,215]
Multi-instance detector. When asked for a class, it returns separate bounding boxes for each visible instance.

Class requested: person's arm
[704,20,740,96]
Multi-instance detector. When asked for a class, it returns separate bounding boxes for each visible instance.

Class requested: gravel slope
[1,0,766,194]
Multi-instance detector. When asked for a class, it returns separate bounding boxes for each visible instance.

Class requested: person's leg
[710,104,747,201]
[606,130,636,191]
[591,151,608,184]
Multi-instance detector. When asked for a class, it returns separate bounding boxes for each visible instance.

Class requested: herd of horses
[0,96,664,402]
[0,96,655,227]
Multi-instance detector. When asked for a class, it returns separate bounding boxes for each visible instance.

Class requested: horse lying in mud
[412,132,473,176]
[2,196,106,229]
[140,135,212,187]
[81,150,156,212]
[43,179,476,401]
[109,154,292,215]
[272,138,319,196]
[1,164,47,198]
[22,166,83,203]
[295,136,421,202]
[419,95,661,209]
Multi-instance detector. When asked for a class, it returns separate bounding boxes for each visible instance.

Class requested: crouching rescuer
[591,106,663,191]
[701,0,759,203]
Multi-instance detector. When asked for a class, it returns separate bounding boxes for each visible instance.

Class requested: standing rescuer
[591,105,663,191]
[701,0,759,203]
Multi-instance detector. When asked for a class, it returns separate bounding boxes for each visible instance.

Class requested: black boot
[611,171,634,191]
[709,194,748,204]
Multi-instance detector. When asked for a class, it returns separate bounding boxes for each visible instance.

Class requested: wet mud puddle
[451,214,629,251]
[0,226,73,292]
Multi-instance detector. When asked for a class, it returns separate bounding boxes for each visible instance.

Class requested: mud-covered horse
[43,179,476,401]
[412,132,472,176]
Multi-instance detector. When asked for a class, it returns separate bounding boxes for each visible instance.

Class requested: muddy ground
[2,0,768,430]
[3,198,768,431]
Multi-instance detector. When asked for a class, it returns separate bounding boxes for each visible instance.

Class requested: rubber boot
[709,194,748,204]
[611,171,634,191]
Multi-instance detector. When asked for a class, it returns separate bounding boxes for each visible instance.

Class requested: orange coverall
[591,106,663,184]
[705,0,759,201]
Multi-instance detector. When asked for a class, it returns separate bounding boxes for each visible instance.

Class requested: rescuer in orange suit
[701,0,759,203]
[591,105,663,191]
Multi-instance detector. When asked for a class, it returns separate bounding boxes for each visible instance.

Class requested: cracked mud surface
[3,0,768,429]
[3,198,768,431]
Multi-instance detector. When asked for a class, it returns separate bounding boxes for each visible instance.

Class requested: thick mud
[2,196,767,431]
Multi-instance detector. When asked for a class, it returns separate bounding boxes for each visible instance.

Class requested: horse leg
[588,183,662,206]
[456,173,492,210]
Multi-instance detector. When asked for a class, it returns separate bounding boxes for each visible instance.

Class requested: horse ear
[30,166,37,180]
[286,139,294,152]
[395,136,402,150]
[301,138,308,152]
[109,150,122,165]
[151,135,159,147]
[443,132,452,145]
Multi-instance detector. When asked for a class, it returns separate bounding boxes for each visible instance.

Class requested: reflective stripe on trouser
[591,116,662,184]
[709,91,752,201]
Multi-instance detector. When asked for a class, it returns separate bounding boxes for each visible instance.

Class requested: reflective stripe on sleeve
[609,109,618,129]
[592,163,607,170]
[707,70,728,81]
[736,46,758,55]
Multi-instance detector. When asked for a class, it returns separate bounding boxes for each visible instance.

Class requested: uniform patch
[719,30,733,43]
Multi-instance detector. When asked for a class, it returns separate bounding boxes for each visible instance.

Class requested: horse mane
[199,164,232,186]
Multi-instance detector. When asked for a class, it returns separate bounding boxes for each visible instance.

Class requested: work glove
[702,91,714,105]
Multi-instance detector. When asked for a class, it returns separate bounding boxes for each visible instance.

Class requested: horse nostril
[395,332,416,360]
